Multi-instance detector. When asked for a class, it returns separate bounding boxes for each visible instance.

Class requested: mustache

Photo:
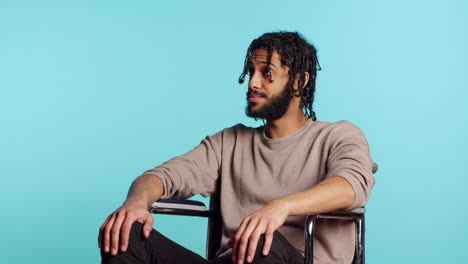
[246,89,267,98]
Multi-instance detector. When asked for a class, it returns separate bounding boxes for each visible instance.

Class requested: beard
[245,84,292,120]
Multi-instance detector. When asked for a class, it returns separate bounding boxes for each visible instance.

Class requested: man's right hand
[98,198,154,255]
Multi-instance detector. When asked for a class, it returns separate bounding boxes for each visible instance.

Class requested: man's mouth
[247,91,266,103]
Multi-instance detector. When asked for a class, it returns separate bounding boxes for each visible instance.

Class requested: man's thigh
[210,231,303,264]
[101,222,207,264]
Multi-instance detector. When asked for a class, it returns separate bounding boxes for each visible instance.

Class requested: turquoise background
[1,0,467,263]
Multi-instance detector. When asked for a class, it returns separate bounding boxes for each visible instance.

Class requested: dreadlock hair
[239,31,321,121]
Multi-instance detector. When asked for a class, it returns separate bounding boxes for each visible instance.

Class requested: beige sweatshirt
[142,119,375,263]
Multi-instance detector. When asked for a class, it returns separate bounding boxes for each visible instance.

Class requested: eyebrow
[251,59,278,69]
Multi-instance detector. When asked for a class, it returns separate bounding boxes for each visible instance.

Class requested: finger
[237,218,260,264]
[262,224,275,256]
[246,225,265,263]
[119,217,135,252]
[98,215,112,248]
[142,214,154,238]
[232,219,249,263]
[262,233,273,256]
[110,211,127,255]
[102,214,117,253]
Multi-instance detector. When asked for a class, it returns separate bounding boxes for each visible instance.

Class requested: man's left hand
[228,200,289,264]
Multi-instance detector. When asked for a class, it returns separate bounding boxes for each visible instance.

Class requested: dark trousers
[101,222,304,264]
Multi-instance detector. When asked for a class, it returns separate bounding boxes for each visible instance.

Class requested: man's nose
[248,73,261,90]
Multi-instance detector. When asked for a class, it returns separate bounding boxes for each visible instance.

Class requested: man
[99,31,375,264]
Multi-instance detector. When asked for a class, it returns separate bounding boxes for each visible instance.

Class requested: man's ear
[293,72,310,90]
[302,72,310,89]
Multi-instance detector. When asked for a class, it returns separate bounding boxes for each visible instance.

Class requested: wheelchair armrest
[304,208,366,264]
[315,207,366,218]
[305,207,366,234]
[150,198,211,217]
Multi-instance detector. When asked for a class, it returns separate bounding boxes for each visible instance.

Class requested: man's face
[245,49,292,120]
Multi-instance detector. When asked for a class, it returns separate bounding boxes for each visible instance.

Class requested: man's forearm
[125,174,164,209]
[278,176,356,216]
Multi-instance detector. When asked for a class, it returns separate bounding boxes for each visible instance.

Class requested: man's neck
[264,111,308,139]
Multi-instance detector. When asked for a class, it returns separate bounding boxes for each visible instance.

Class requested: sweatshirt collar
[261,119,314,146]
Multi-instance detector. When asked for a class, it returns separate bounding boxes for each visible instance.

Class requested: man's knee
[250,231,302,264]
[250,232,280,262]
[129,222,145,239]
[101,222,153,264]
[254,231,285,254]
[100,222,149,256]
[253,233,268,255]
[126,222,162,241]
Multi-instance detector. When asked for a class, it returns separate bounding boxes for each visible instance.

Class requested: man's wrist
[124,196,150,208]
[271,198,292,216]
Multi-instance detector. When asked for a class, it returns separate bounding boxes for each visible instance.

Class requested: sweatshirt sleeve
[325,121,375,209]
[140,131,223,199]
